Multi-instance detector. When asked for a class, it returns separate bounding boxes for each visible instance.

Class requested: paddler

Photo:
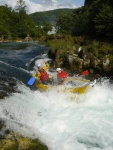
[56,68,68,84]
[33,62,52,85]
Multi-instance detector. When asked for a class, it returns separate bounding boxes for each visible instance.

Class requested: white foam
[0,83,113,150]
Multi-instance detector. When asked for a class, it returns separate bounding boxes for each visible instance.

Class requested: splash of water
[0,82,113,150]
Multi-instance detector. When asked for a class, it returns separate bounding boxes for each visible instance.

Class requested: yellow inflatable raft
[35,77,96,94]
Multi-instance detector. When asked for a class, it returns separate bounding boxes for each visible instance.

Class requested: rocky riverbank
[42,34,113,78]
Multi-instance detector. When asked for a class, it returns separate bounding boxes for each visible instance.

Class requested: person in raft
[56,68,68,84]
[33,62,52,85]
[81,70,89,76]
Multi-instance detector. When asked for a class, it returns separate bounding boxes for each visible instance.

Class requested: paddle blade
[27,77,36,85]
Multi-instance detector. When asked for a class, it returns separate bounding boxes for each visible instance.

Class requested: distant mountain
[29,8,74,26]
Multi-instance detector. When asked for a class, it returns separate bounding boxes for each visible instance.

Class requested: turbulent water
[0,42,113,150]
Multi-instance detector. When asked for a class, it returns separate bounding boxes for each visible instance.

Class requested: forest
[29,8,73,26]
[0,0,48,40]
[0,0,113,42]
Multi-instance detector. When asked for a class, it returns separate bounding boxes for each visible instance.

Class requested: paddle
[27,76,36,85]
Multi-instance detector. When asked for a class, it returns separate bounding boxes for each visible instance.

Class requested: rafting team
[33,61,88,85]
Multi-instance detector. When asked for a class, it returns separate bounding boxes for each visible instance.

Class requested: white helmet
[56,68,61,71]
[37,64,41,67]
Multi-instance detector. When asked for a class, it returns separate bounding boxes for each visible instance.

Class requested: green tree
[84,0,94,5]
[72,6,91,36]
[43,22,52,34]
[0,5,12,39]
[56,13,72,34]
[0,26,11,39]
[30,26,46,38]
[15,0,27,38]
[94,5,113,40]
[0,4,37,40]
[15,0,26,12]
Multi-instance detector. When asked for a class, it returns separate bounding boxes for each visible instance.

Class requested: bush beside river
[40,34,113,78]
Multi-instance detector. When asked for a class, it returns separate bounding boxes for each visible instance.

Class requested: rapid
[0,42,113,150]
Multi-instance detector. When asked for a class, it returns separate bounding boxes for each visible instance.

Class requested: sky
[0,0,84,14]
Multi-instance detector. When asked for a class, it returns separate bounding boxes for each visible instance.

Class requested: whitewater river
[0,42,113,150]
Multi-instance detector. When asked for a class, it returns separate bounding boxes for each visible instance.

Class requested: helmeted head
[56,68,61,72]
[37,64,42,69]
[38,64,41,67]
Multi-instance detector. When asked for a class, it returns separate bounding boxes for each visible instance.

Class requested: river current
[0,42,113,150]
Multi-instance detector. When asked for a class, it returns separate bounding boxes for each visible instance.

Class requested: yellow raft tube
[35,77,93,94]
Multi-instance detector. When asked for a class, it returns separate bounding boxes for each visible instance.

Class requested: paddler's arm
[43,62,49,71]
[32,71,41,80]
[43,62,54,79]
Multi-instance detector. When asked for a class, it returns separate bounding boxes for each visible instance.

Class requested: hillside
[29,8,74,26]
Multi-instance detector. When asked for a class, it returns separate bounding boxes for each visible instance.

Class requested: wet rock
[0,131,48,150]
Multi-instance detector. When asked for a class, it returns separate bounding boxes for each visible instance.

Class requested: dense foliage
[0,2,48,40]
[56,0,113,41]
[29,8,73,26]
[0,6,28,39]
[1,0,113,42]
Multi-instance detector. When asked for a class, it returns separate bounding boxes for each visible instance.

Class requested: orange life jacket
[57,70,68,79]
[40,70,49,82]
[82,70,89,76]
